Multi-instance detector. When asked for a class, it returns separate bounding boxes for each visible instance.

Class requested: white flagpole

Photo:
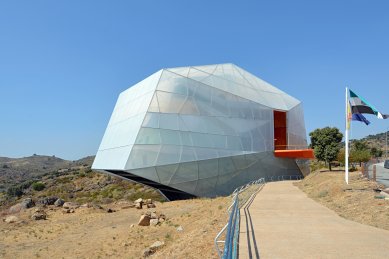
[345,87,349,184]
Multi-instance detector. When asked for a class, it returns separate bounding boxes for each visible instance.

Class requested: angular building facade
[92,64,311,200]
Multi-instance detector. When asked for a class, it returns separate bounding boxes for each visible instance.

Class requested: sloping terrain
[0,196,229,258]
[295,171,389,231]
[0,155,231,258]
[0,159,164,209]
[0,155,91,193]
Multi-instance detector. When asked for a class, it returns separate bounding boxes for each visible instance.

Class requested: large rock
[63,202,80,209]
[80,203,92,208]
[143,241,165,257]
[8,198,35,214]
[21,198,35,208]
[149,241,164,250]
[4,215,18,223]
[31,211,46,220]
[62,209,75,214]
[158,213,166,220]
[8,203,23,214]
[116,200,135,209]
[135,198,143,209]
[143,248,152,257]
[138,215,151,226]
[150,219,159,226]
[38,197,58,206]
[147,203,156,208]
[54,198,65,207]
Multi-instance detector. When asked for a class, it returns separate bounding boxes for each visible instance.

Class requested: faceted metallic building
[92,64,310,200]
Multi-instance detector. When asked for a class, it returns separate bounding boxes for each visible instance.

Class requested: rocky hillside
[0,155,95,192]
[0,155,164,209]
[0,194,229,258]
[0,156,233,258]
[0,155,71,192]
[355,131,389,151]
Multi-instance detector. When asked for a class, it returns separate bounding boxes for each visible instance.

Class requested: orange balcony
[274,149,315,159]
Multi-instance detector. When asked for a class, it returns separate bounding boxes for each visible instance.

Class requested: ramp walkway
[239,181,389,259]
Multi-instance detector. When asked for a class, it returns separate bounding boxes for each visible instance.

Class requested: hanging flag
[351,113,370,125]
[347,101,352,129]
[349,89,389,119]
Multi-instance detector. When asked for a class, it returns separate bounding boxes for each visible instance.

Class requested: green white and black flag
[349,89,388,119]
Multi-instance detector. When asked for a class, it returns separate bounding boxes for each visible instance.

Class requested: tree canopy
[309,127,343,171]
[370,147,383,158]
[352,149,371,166]
[352,140,368,151]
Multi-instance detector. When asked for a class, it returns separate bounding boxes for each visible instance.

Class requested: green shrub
[32,182,46,191]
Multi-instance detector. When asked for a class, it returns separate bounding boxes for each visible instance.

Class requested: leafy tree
[352,140,368,151]
[337,148,345,165]
[351,149,371,167]
[370,147,383,158]
[309,127,343,171]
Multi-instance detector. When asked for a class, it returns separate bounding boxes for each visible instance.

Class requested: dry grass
[0,197,230,258]
[295,170,389,231]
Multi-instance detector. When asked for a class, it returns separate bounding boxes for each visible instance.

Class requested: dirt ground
[0,197,230,258]
[295,170,389,231]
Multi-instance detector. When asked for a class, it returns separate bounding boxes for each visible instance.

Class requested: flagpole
[345,87,349,184]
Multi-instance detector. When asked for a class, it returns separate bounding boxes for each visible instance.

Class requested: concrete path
[239,181,389,259]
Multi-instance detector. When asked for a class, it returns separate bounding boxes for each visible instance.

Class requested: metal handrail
[274,145,310,150]
[214,178,266,259]
[223,195,239,258]
[214,174,303,258]
[267,174,303,182]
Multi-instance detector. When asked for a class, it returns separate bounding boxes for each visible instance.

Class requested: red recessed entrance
[274,110,287,150]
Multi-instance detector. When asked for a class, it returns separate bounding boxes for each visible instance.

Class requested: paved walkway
[239,181,389,259]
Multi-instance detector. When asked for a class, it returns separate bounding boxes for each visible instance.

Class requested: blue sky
[1,1,389,160]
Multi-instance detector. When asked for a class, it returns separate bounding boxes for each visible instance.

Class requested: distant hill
[351,131,389,152]
[0,155,94,193]
[0,154,163,208]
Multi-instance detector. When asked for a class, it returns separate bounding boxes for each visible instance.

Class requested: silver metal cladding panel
[92,70,162,170]
[287,103,308,149]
